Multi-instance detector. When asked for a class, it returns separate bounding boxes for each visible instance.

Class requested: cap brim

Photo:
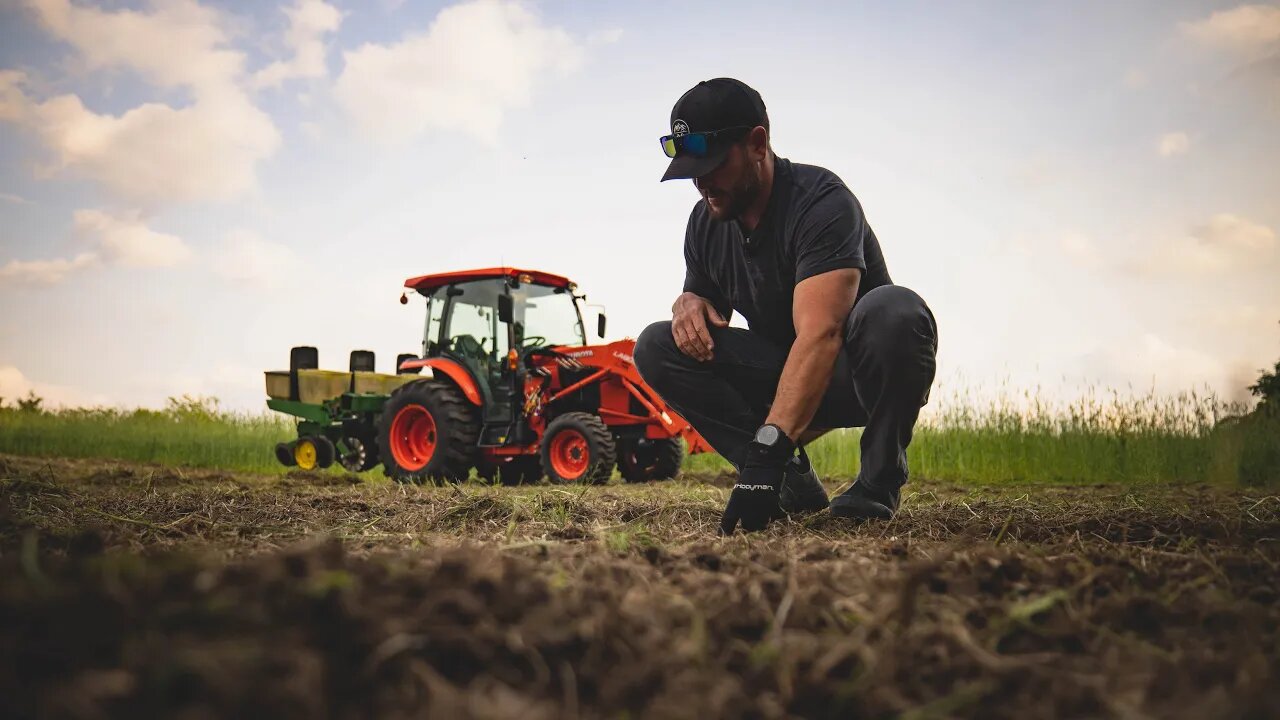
[660,146,730,182]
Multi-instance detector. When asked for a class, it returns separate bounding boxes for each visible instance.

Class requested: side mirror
[498,294,514,324]
[597,313,607,339]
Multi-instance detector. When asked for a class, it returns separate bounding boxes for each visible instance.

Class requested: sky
[0,0,1277,414]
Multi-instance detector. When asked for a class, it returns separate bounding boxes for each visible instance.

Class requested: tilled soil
[0,454,1277,719]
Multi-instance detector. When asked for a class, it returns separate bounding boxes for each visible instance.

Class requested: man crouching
[635,78,939,535]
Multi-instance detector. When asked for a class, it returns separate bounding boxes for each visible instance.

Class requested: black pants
[634,285,938,491]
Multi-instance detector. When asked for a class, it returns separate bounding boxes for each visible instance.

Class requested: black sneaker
[779,448,829,515]
[829,479,899,520]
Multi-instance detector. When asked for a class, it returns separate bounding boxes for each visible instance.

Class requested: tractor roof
[404,267,575,294]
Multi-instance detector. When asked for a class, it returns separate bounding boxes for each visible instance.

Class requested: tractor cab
[401,268,606,445]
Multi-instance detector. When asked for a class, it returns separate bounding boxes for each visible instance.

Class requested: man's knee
[846,286,936,352]
[634,320,678,386]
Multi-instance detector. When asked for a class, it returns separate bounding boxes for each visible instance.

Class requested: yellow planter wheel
[294,439,319,470]
[292,436,336,470]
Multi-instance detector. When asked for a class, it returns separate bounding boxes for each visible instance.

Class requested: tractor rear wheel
[378,380,479,484]
[540,412,616,485]
[617,437,685,482]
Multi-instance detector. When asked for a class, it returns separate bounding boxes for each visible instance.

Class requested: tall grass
[0,397,294,474]
[1,389,1275,485]
[686,386,1278,486]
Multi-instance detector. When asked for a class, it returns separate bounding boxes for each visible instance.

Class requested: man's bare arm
[764,269,860,442]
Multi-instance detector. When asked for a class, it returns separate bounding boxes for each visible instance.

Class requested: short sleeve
[793,183,867,284]
[682,210,732,316]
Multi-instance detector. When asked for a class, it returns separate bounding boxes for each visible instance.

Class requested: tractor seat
[452,335,491,375]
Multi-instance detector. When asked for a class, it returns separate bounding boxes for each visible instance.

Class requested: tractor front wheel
[540,412,616,485]
[378,380,479,484]
[617,437,684,482]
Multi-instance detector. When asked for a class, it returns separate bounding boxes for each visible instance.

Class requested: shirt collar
[740,155,790,249]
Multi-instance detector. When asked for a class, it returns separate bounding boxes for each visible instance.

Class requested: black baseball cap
[660,78,769,182]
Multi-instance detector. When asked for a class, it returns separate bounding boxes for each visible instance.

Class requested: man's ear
[746,125,769,160]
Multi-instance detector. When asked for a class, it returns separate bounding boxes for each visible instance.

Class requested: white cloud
[73,209,192,267]
[212,230,299,288]
[1134,333,1221,383]
[1182,4,1280,58]
[252,0,343,89]
[1158,131,1190,156]
[0,70,28,121]
[333,0,586,144]
[0,210,189,286]
[1075,333,1262,403]
[0,191,33,205]
[1123,67,1148,88]
[1059,214,1276,276]
[0,252,98,285]
[1192,213,1277,253]
[25,0,244,91]
[0,365,111,409]
[0,1,279,206]
[1146,215,1276,274]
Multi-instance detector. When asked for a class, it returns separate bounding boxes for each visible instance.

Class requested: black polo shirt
[682,156,893,348]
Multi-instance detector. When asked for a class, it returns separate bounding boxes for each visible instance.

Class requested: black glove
[719,433,794,535]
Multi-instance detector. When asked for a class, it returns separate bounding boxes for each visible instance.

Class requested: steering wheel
[521,336,547,348]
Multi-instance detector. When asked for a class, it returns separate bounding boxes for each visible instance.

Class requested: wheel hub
[389,405,437,472]
[550,429,590,479]
[294,439,318,470]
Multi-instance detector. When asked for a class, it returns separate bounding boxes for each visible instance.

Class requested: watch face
[755,424,780,446]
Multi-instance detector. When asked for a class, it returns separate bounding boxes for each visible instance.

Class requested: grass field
[1,388,1275,486]
[1,453,1277,719]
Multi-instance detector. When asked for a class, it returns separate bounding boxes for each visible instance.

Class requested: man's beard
[707,161,761,222]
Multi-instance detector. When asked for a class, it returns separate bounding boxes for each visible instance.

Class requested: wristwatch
[753,423,795,459]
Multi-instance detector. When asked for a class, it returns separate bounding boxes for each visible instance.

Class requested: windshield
[417,278,585,355]
[512,283,585,348]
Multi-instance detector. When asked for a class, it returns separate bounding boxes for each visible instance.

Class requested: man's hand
[671,292,729,362]
[719,438,791,535]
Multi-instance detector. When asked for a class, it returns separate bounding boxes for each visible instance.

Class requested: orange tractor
[267,267,711,485]
[388,267,712,484]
